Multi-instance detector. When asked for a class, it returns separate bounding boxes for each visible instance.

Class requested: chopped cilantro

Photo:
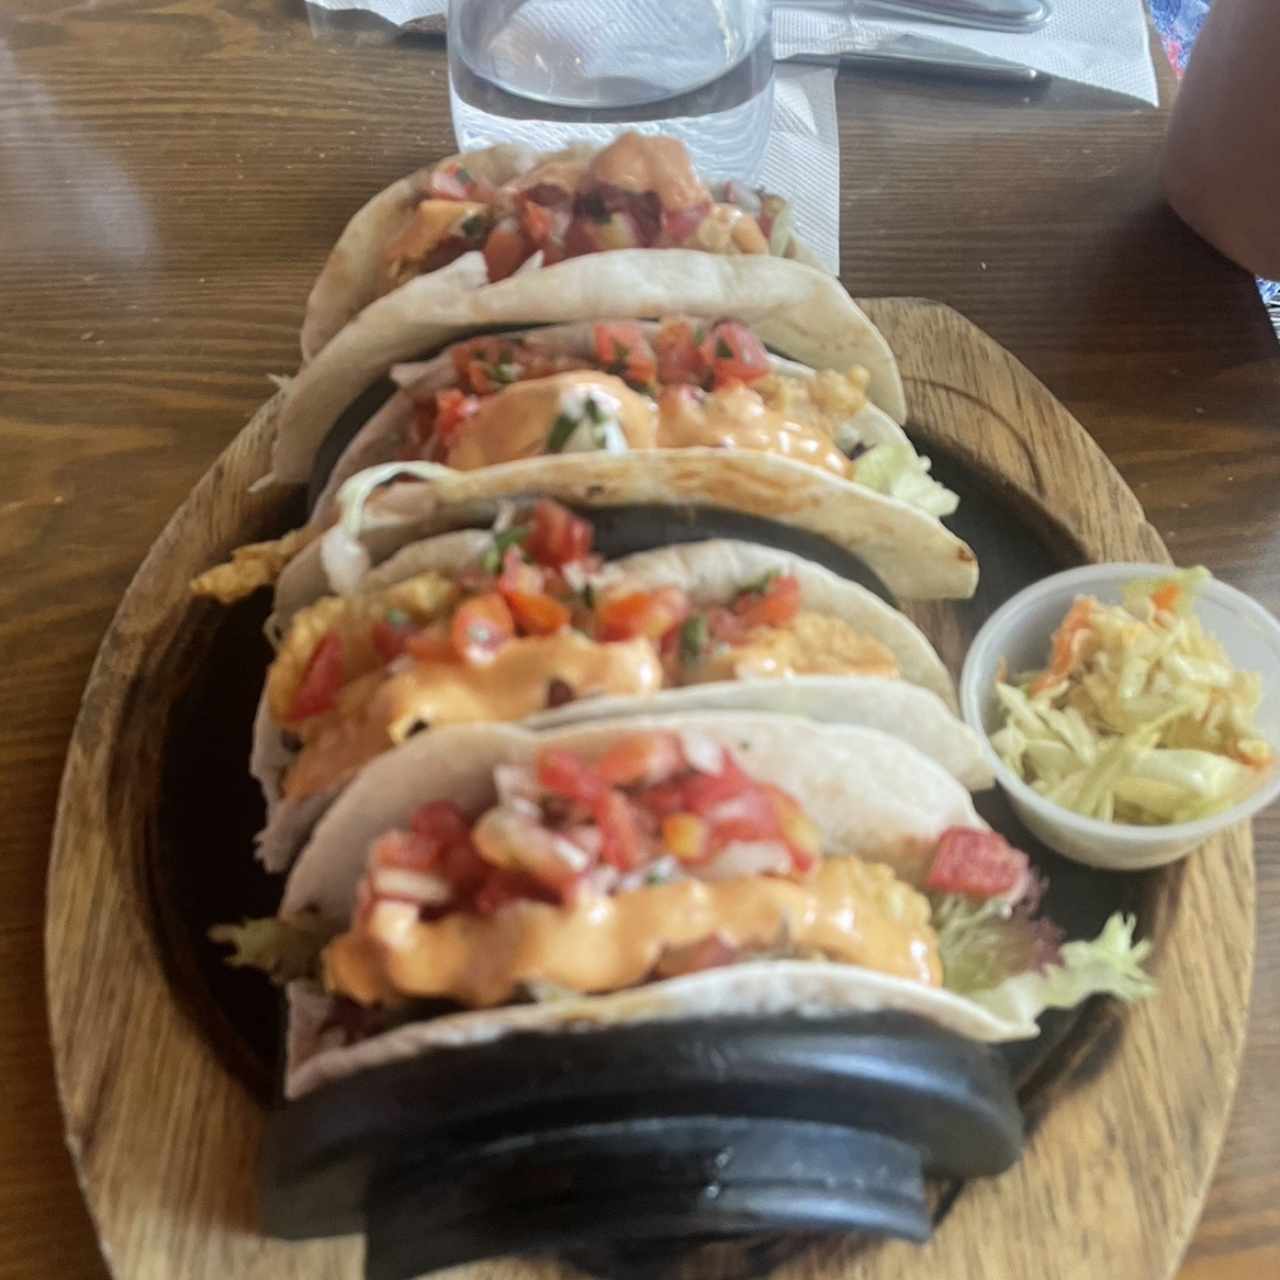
[493,361,519,384]
[545,412,580,453]
[455,165,473,186]
[715,336,733,360]
[581,582,596,610]
[740,569,779,597]
[385,607,411,627]
[459,213,487,239]
[584,395,606,424]
[679,614,708,664]
[482,524,530,574]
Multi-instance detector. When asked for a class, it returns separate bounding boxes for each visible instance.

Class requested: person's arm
[1162,0,1280,280]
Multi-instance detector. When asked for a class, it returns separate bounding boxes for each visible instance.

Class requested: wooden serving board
[46,301,1255,1280]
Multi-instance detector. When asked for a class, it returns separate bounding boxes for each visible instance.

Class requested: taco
[251,501,986,871]
[268,251,906,489]
[212,714,1154,1101]
[301,132,817,363]
[308,314,937,530]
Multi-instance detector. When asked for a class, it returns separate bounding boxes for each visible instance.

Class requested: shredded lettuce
[208,914,339,984]
[853,442,959,518]
[932,892,1061,996]
[963,912,1155,1026]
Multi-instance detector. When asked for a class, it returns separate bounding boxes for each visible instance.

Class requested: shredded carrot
[1151,582,1181,615]
[1030,597,1095,695]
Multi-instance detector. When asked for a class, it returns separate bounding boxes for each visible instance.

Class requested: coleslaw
[991,568,1272,825]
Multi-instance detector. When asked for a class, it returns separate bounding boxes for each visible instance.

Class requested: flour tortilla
[270,251,907,486]
[301,144,590,364]
[299,141,814,365]
[255,536,979,871]
[278,713,1029,1100]
[309,321,911,528]
[306,451,978,605]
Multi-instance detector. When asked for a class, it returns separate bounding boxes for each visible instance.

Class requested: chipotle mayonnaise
[325,856,941,1008]
[586,133,711,211]
[282,634,662,801]
[445,372,659,469]
[657,384,853,480]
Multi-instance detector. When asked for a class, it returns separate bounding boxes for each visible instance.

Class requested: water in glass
[448,0,774,184]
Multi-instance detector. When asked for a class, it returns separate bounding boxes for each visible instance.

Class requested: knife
[785,34,1048,85]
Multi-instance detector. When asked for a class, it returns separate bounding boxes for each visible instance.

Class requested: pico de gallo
[380,132,794,296]
[267,501,903,804]
[216,725,1152,1032]
[401,317,870,483]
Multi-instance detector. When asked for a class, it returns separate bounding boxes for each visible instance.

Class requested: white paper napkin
[772,4,1158,105]
[304,0,1158,272]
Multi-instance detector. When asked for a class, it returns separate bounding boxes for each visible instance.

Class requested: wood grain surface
[2,2,1279,1279]
[43,298,1252,1280]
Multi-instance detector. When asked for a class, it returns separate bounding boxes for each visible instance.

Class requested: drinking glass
[447,0,775,184]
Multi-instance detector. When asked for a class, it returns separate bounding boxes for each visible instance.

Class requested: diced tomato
[924,828,1030,900]
[593,321,658,388]
[594,789,646,870]
[733,573,801,630]
[433,387,480,447]
[464,360,500,396]
[369,828,441,873]
[505,590,571,636]
[564,218,599,259]
[524,499,594,567]
[764,785,821,873]
[699,320,770,388]
[706,605,749,647]
[653,318,708,386]
[472,867,560,914]
[429,161,494,203]
[634,778,690,819]
[660,201,713,246]
[372,614,417,663]
[596,586,691,642]
[410,800,472,846]
[482,218,531,282]
[496,545,545,597]
[450,593,515,666]
[287,631,345,721]
[404,622,456,664]
[704,785,782,851]
[596,732,685,788]
[438,837,490,899]
[678,755,753,816]
[519,198,554,246]
[450,337,504,381]
[518,195,572,257]
[536,748,607,805]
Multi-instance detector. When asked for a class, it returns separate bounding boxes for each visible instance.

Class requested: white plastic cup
[959,564,1280,870]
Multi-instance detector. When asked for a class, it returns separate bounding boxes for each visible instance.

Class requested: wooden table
[2,3,1276,1278]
